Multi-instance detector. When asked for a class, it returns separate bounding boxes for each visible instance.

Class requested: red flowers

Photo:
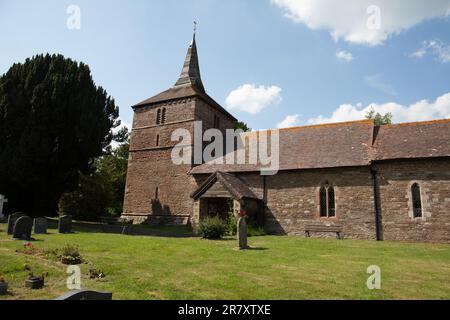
[239,210,247,218]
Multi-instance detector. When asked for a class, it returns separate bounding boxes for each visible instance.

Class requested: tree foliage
[59,142,129,221]
[365,107,393,126]
[235,121,251,132]
[0,54,120,217]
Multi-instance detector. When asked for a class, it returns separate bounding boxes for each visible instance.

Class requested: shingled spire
[174,33,205,93]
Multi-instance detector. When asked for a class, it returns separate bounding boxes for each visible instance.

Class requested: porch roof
[191,171,260,201]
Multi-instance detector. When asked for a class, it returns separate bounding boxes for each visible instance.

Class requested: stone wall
[193,168,377,240]
[236,168,377,240]
[231,160,450,243]
[375,158,450,243]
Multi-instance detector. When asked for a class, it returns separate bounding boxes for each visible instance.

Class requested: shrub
[60,244,83,265]
[198,216,227,239]
[227,211,237,236]
[248,226,267,237]
[45,244,83,265]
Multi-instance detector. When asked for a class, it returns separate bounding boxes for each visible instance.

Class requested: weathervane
[193,21,198,35]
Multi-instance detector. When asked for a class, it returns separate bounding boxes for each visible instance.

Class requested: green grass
[1,222,449,300]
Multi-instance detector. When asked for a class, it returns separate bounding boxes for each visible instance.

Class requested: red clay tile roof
[190,119,450,175]
[191,171,260,200]
[372,119,450,161]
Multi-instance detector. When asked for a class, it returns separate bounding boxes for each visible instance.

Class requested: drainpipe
[370,168,382,241]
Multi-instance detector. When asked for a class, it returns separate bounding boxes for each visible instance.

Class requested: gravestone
[55,290,113,300]
[12,216,33,240]
[7,212,27,235]
[0,195,7,221]
[34,217,48,234]
[237,217,249,250]
[58,215,73,234]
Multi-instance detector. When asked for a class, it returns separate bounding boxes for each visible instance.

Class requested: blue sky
[1,0,449,130]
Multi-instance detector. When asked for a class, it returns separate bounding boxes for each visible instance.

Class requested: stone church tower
[122,35,237,225]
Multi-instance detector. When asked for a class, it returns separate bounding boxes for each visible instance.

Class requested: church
[122,35,450,243]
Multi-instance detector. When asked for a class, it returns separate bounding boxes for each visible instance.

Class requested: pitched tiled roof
[372,119,450,161]
[191,172,260,200]
[190,119,450,175]
[190,120,375,174]
[133,83,237,121]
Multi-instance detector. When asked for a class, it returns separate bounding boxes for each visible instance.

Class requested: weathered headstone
[58,215,73,234]
[0,195,8,221]
[55,290,113,300]
[12,216,33,240]
[7,212,27,235]
[34,217,48,234]
[237,217,249,250]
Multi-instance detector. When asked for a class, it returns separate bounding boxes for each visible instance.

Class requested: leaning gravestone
[34,217,48,234]
[13,216,33,241]
[58,215,73,234]
[7,212,27,235]
[237,217,249,250]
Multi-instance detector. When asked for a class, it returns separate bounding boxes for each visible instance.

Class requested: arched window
[156,134,160,147]
[161,108,167,124]
[411,183,423,218]
[320,187,327,217]
[319,184,336,218]
[156,109,162,125]
[328,187,336,217]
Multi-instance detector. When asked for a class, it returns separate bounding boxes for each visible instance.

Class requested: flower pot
[25,277,44,289]
[0,282,8,295]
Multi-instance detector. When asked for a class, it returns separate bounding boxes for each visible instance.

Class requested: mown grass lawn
[0,222,449,300]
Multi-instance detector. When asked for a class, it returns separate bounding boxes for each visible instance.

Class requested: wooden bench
[304,223,343,239]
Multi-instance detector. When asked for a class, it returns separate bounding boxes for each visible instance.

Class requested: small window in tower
[156,109,162,125]
[162,108,167,124]
[156,134,160,147]
[155,187,159,200]
[411,183,423,218]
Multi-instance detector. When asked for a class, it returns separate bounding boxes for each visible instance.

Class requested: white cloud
[335,49,353,62]
[271,0,450,46]
[225,84,282,114]
[364,74,397,96]
[308,92,450,124]
[411,39,450,63]
[277,114,301,128]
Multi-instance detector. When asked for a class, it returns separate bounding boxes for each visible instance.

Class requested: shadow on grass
[245,247,269,251]
[64,223,195,239]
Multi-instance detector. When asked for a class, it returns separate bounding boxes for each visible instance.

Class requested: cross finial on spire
[193,21,198,36]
